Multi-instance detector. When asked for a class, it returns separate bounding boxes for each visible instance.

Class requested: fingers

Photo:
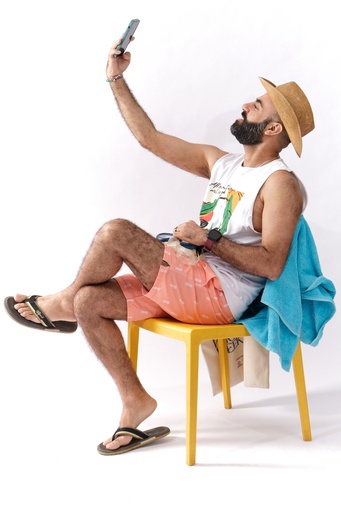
[109,35,135,59]
[173,221,206,246]
[173,224,181,236]
[108,46,131,64]
[106,41,132,78]
[120,51,131,62]
[109,40,123,59]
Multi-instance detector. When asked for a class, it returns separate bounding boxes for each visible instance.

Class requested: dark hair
[272,116,291,149]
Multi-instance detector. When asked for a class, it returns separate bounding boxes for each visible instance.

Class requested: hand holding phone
[115,19,140,58]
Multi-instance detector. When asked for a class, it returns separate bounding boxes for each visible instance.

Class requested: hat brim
[259,77,302,157]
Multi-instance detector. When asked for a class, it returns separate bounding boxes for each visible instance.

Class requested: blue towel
[240,216,336,371]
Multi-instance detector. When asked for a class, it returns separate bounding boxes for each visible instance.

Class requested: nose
[242,102,251,112]
[240,106,248,121]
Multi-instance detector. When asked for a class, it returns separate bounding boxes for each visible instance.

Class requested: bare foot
[103,395,157,451]
[13,293,76,324]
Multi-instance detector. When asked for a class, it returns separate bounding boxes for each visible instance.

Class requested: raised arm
[106,41,226,178]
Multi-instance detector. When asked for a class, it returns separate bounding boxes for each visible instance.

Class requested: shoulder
[208,152,242,176]
[262,169,302,193]
[260,170,304,212]
[206,148,230,175]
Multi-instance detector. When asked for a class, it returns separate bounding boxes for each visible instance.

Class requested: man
[4,36,315,455]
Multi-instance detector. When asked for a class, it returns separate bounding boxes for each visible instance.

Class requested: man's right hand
[106,38,133,79]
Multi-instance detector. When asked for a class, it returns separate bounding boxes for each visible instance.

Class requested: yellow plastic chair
[127,317,312,465]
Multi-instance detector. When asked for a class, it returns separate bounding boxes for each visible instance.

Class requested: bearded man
[5,36,315,455]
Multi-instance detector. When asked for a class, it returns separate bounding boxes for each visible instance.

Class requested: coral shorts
[116,246,235,325]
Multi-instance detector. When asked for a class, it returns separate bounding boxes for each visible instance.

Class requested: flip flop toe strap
[24,295,56,329]
[113,427,150,441]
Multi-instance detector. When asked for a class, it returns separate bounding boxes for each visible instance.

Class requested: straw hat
[259,77,315,157]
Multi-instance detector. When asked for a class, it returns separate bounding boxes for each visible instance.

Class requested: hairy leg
[74,279,157,450]
[14,219,166,449]
[14,219,165,324]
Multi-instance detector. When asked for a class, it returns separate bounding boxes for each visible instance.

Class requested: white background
[0,1,340,510]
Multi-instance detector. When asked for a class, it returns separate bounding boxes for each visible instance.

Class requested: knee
[96,218,135,244]
[73,286,99,325]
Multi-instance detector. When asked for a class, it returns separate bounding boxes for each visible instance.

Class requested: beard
[230,115,271,145]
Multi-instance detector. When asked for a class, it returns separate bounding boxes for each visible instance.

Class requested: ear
[264,122,283,137]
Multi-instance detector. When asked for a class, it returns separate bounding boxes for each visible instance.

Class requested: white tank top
[199,153,307,320]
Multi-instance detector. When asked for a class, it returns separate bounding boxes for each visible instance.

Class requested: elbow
[136,126,160,151]
[267,270,281,281]
[138,135,150,150]
[261,248,287,281]
[135,136,160,157]
[266,262,284,281]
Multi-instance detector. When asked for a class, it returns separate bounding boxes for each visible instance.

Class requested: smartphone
[115,19,140,57]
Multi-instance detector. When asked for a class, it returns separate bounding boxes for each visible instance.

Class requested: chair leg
[292,342,312,441]
[185,339,201,466]
[217,338,232,409]
[127,322,140,371]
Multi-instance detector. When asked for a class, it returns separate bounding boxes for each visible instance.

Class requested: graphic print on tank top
[199,181,244,233]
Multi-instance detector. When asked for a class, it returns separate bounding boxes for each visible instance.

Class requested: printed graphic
[200,181,244,233]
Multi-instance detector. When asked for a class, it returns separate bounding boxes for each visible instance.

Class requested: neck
[242,149,280,168]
